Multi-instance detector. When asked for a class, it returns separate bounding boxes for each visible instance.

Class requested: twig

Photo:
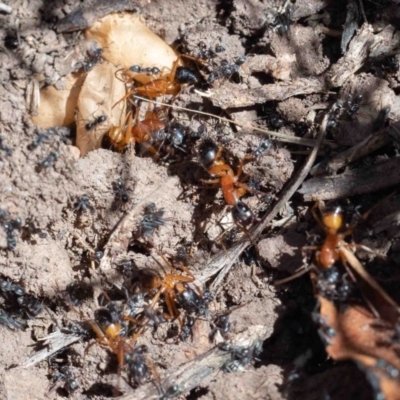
[0,2,12,14]
[299,156,400,201]
[117,325,268,400]
[133,95,330,147]
[19,330,81,368]
[310,122,400,176]
[196,113,328,288]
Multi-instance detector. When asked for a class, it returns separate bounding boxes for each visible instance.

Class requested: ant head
[321,205,344,233]
[232,201,255,228]
[198,140,219,167]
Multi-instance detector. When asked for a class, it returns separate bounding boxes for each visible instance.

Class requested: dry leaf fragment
[76,62,126,156]
[31,73,85,128]
[85,13,179,84]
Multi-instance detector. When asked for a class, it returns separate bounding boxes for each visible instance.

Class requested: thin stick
[133,95,328,147]
[197,113,328,288]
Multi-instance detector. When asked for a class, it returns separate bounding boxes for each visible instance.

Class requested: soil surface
[1,1,400,400]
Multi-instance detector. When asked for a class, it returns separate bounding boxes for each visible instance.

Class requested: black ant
[82,47,103,72]
[174,66,198,84]
[180,315,195,342]
[27,128,55,151]
[113,178,130,204]
[219,339,263,372]
[129,65,161,75]
[2,217,22,250]
[143,306,167,330]
[207,57,245,84]
[260,105,285,130]
[0,279,25,297]
[36,150,59,172]
[48,365,79,395]
[345,93,363,120]
[175,283,210,316]
[0,136,12,156]
[251,138,273,159]
[210,314,231,341]
[125,345,150,386]
[271,5,292,35]
[0,309,25,330]
[85,115,107,131]
[159,384,183,400]
[17,295,43,317]
[140,203,166,236]
[74,194,95,214]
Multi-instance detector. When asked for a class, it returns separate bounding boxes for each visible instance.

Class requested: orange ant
[198,140,258,228]
[276,199,400,324]
[140,253,197,321]
[198,140,254,206]
[107,105,167,154]
[114,57,197,108]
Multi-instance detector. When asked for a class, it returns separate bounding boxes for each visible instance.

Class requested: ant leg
[274,265,313,285]
[164,291,179,320]
[311,201,326,231]
[236,155,254,177]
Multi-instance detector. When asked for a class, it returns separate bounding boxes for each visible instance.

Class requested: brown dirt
[1,0,400,400]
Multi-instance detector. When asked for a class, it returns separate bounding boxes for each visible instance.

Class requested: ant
[0,279,25,297]
[36,150,59,172]
[141,253,197,320]
[113,178,130,204]
[74,194,95,214]
[129,65,161,76]
[116,56,196,105]
[0,136,12,156]
[85,114,107,131]
[175,283,210,316]
[48,365,79,395]
[158,384,183,400]
[86,302,132,369]
[219,339,263,372]
[345,93,363,120]
[0,309,25,330]
[260,105,285,130]
[271,5,292,35]
[210,314,231,341]
[125,345,151,386]
[198,140,254,207]
[140,203,166,237]
[251,138,273,159]
[2,217,22,250]
[82,47,103,72]
[180,315,195,342]
[27,128,55,151]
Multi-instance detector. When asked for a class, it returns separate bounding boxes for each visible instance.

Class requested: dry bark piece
[327,24,400,88]
[299,157,400,201]
[76,62,126,156]
[31,73,85,128]
[85,13,179,84]
[210,78,325,109]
